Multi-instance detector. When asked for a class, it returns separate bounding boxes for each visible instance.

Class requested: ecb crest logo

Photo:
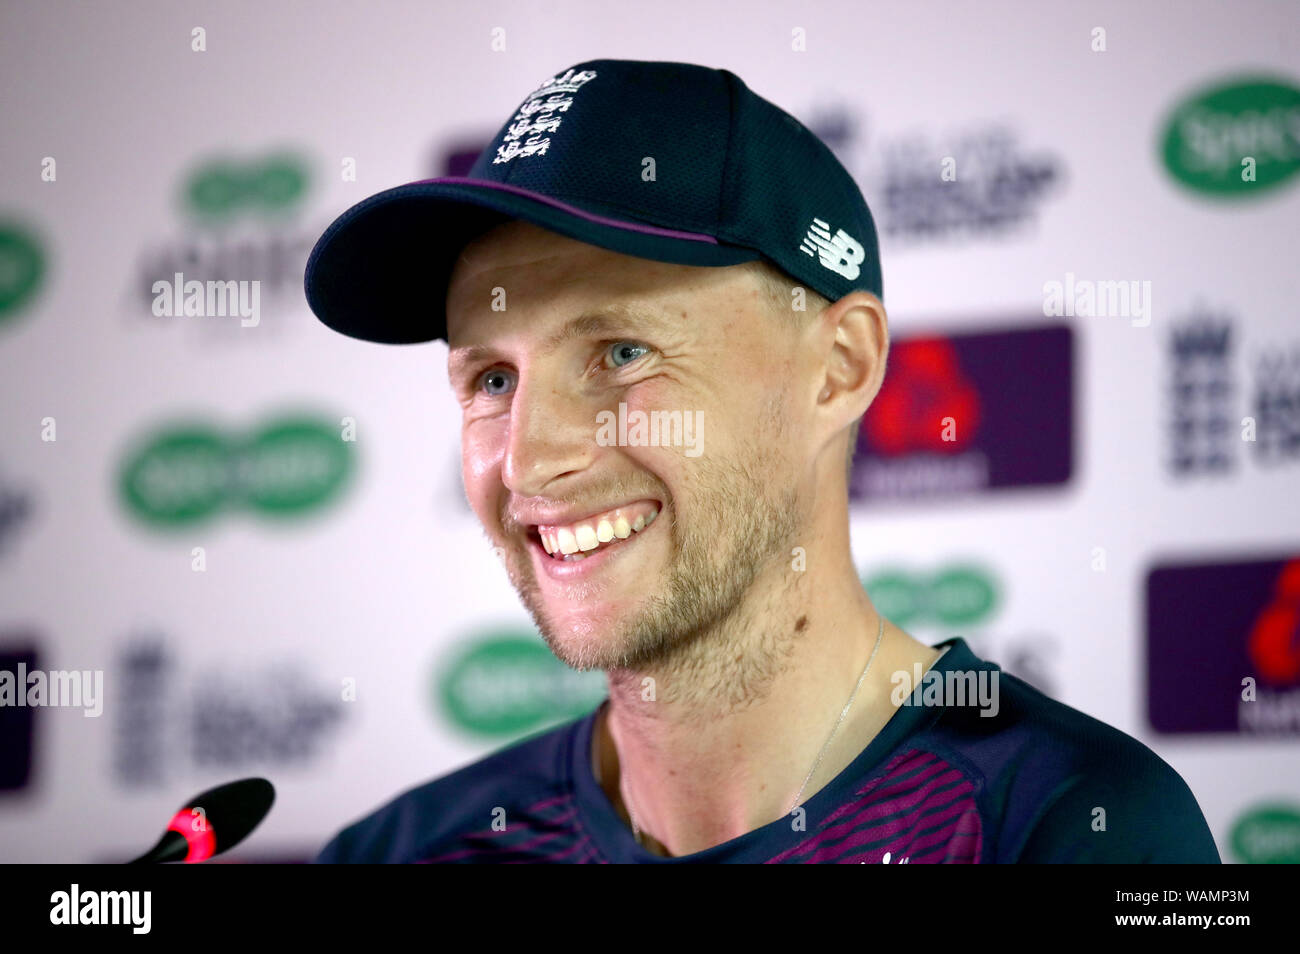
[494,68,598,164]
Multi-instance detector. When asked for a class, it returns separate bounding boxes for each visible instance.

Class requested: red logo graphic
[863,338,982,455]
[1248,560,1300,686]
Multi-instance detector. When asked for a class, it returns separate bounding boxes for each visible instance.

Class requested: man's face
[446,220,810,671]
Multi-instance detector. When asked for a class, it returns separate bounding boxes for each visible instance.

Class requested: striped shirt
[314,637,1219,863]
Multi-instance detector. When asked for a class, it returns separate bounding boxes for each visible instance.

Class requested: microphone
[128,777,275,863]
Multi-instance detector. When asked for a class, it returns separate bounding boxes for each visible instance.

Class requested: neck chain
[604,614,885,850]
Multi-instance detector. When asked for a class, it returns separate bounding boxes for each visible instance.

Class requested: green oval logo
[1161,76,1300,196]
[438,633,607,737]
[183,154,311,221]
[863,564,998,627]
[1230,804,1300,863]
[185,160,247,221]
[930,566,998,626]
[0,223,46,323]
[250,156,308,211]
[119,426,231,526]
[239,418,352,515]
[119,414,354,527]
[863,572,922,626]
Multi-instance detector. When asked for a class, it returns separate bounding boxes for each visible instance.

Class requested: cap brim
[304,177,762,344]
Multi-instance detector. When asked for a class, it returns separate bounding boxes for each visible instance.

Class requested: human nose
[501,369,598,498]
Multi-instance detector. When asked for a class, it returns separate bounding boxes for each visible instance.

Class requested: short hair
[742,259,863,483]
[744,258,831,327]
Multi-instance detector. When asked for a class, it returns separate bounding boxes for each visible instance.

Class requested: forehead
[444,220,757,346]
[448,219,591,291]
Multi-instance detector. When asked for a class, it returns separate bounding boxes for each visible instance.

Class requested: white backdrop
[1,0,1297,863]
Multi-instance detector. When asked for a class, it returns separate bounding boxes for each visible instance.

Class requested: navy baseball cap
[304,58,882,345]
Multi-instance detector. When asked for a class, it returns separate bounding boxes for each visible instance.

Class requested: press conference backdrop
[1,0,1297,863]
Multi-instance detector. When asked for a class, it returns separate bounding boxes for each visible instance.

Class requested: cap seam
[710,73,778,271]
[718,68,738,242]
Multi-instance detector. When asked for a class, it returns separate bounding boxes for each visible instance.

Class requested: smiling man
[305,58,1219,863]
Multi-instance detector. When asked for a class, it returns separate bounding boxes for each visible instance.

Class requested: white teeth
[576,525,600,551]
[538,504,660,561]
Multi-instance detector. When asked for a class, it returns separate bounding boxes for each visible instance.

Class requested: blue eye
[479,368,515,396]
[608,341,648,367]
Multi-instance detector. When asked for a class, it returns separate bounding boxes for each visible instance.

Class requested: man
[305,58,1219,862]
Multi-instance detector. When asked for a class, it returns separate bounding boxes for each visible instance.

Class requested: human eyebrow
[448,305,677,381]
[447,344,500,381]
[541,306,677,351]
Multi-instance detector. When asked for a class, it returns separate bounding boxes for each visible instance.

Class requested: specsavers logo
[1161,76,1300,198]
[0,222,46,328]
[182,154,309,222]
[1230,803,1300,863]
[118,413,355,528]
[862,564,999,628]
[436,631,606,738]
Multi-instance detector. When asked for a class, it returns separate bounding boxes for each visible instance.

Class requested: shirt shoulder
[312,714,584,863]
[919,663,1220,863]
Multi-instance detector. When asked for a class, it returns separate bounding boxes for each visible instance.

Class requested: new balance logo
[799,218,865,280]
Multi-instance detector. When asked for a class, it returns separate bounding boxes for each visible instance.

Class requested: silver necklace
[615,614,885,848]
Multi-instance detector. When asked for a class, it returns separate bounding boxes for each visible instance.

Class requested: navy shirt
[315,638,1220,863]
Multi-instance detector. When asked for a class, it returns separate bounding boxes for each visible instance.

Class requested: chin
[538,607,643,672]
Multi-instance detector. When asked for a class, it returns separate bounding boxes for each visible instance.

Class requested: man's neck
[594,555,943,857]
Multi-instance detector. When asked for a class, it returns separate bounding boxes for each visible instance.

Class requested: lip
[519,497,662,531]
[529,508,661,582]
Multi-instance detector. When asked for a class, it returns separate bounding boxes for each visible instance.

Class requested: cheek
[614,388,713,494]
[461,421,506,507]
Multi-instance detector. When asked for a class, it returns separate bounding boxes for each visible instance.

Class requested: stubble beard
[502,438,802,678]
